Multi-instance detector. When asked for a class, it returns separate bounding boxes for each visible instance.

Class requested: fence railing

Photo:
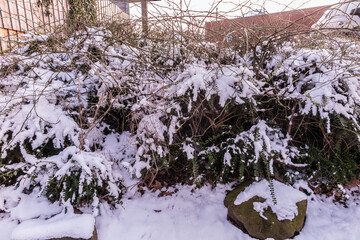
[0,0,129,53]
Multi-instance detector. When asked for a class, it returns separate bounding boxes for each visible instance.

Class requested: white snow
[182,141,195,160]
[10,195,62,222]
[0,183,359,240]
[96,183,360,240]
[234,180,307,221]
[224,150,232,166]
[11,207,95,240]
[0,219,18,240]
[96,185,251,240]
[11,212,95,240]
[295,197,360,240]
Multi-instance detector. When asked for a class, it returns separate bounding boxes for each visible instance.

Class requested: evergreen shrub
[0,26,359,206]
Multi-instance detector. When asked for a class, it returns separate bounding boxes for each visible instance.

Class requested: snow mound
[11,212,95,240]
[10,194,62,222]
[234,180,307,221]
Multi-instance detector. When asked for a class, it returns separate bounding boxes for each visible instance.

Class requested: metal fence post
[141,0,148,35]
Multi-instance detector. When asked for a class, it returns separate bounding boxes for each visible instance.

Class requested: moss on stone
[224,181,253,208]
[225,181,307,240]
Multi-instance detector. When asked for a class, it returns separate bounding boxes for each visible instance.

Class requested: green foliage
[23,137,70,158]
[46,170,123,205]
[298,145,360,185]
[67,0,97,28]
[37,0,53,16]
[0,168,24,186]
[0,143,26,186]
[289,113,360,186]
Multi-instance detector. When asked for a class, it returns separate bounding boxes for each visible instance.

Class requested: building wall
[97,0,129,22]
[205,6,330,42]
[0,0,129,52]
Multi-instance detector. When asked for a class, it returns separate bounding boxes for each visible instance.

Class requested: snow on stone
[234,180,307,221]
[11,212,95,240]
[10,195,62,222]
[0,219,18,240]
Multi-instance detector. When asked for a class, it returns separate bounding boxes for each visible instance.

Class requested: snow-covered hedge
[0,28,359,206]
[0,29,138,205]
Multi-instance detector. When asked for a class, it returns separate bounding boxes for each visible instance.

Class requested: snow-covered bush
[0,26,359,207]
[0,29,137,205]
[131,37,360,188]
[254,39,360,185]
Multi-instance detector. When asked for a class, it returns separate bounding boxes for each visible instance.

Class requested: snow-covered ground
[1,182,359,240]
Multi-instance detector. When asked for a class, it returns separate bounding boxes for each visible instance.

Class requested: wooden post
[22,0,29,31]
[0,9,4,53]
[6,0,14,49]
[29,0,36,30]
[15,0,22,32]
[141,0,148,35]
